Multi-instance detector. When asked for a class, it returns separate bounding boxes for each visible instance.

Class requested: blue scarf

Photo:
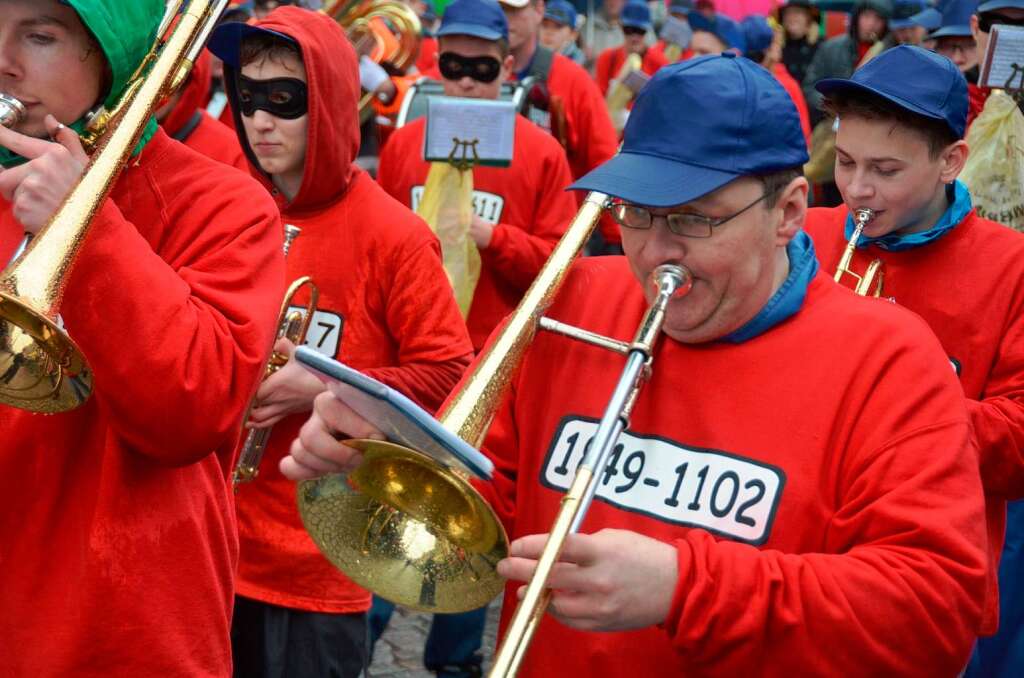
[721,231,819,343]
[843,181,972,252]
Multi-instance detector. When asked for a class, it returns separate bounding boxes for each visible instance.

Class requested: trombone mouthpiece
[650,264,693,300]
[854,208,875,225]
[0,93,27,129]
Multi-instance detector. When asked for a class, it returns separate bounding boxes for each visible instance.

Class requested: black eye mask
[438,52,502,84]
[236,74,308,119]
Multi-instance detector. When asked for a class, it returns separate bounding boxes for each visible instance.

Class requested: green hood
[1,0,164,168]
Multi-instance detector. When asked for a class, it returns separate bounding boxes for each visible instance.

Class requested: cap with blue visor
[889,0,927,29]
[436,0,510,41]
[688,11,747,52]
[929,0,979,39]
[569,53,808,207]
[622,1,654,31]
[740,15,775,55]
[544,0,578,28]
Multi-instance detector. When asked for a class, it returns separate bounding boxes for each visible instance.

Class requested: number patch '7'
[286,306,344,358]
[541,418,786,545]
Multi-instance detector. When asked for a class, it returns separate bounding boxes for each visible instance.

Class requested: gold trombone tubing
[833,207,884,297]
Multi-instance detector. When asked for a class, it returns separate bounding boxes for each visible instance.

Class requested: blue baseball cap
[740,15,775,54]
[569,54,808,206]
[979,0,1024,11]
[929,0,978,38]
[688,11,747,52]
[905,6,943,29]
[622,1,654,31]
[889,0,926,28]
[544,0,578,27]
[815,44,968,138]
[208,21,299,69]
[437,0,509,41]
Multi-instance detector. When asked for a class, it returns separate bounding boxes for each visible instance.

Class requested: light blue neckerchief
[721,230,819,344]
[843,180,972,252]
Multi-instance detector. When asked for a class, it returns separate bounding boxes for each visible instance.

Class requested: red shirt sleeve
[595,48,616,97]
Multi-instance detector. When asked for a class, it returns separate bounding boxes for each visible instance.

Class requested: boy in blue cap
[595,1,668,95]
[805,43,1024,643]
[687,10,746,55]
[931,0,980,76]
[283,52,987,676]
[539,0,585,65]
[889,0,930,45]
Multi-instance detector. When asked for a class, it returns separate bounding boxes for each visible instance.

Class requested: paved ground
[367,602,502,677]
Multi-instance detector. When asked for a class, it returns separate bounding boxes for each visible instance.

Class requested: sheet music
[423,96,516,166]
[980,24,1024,89]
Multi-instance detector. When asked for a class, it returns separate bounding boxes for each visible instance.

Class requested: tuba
[322,0,422,122]
[0,0,230,413]
[833,208,884,297]
[232,225,319,488]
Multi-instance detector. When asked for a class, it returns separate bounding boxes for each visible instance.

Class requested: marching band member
[0,0,285,675]
[594,1,668,96]
[805,41,1024,647]
[539,0,585,65]
[284,54,988,676]
[686,10,746,56]
[156,50,248,171]
[378,0,577,352]
[208,7,474,676]
[740,15,812,146]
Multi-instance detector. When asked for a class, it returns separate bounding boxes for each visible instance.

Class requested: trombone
[0,0,229,413]
[233,226,319,489]
[833,207,884,297]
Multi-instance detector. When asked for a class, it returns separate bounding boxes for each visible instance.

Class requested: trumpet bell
[298,439,508,613]
[0,292,91,412]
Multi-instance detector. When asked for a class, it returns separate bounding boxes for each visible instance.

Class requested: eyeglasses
[438,52,502,83]
[934,39,976,57]
[608,190,773,238]
[978,12,1024,32]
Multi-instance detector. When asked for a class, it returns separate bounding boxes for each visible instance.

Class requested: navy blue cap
[929,0,978,38]
[437,0,509,41]
[622,1,654,31]
[688,11,747,51]
[668,0,695,13]
[544,0,578,27]
[979,0,1024,11]
[208,21,299,69]
[569,54,808,206]
[740,15,775,54]
[905,6,943,29]
[815,44,968,138]
[889,0,926,28]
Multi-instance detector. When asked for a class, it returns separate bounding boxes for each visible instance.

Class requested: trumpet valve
[0,93,27,129]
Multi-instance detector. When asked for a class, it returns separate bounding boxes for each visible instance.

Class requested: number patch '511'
[541,418,786,545]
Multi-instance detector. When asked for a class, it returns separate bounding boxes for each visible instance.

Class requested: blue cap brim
[978,0,1024,11]
[929,25,973,39]
[208,22,297,69]
[815,77,949,125]
[568,152,740,207]
[889,18,916,29]
[622,20,653,30]
[436,23,505,40]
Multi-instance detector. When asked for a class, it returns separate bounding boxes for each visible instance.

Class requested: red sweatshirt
[594,45,669,96]
[0,127,285,676]
[226,8,474,614]
[378,114,577,349]
[968,82,991,130]
[160,50,247,172]
[773,62,811,148]
[806,206,1024,634]
[474,257,986,677]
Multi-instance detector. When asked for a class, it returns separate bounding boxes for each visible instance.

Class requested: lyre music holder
[447,136,480,172]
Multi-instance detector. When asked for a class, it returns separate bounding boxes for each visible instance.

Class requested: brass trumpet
[833,207,884,297]
[295,192,611,613]
[233,225,319,488]
[0,0,228,413]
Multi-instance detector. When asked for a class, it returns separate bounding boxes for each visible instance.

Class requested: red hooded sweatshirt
[0,123,285,677]
[225,8,474,614]
[378,113,578,350]
[773,62,812,148]
[806,205,1024,635]
[160,50,248,172]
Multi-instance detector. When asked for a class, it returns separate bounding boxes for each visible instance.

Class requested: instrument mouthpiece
[854,208,875,224]
[650,264,693,300]
[0,93,27,129]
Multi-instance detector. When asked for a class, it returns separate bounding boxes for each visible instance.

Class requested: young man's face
[0,0,106,138]
[239,52,309,184]
[893,25,925,45]
[689,30,728,56]
[623,26,647,54]
[503,0,544,52]
[539,19,572,50]
[620,176,803,344]
[782,7,813,40]
[856,9,886,42]
[834,115,961,238]
[438,35,512,100]
[935,35,978,72]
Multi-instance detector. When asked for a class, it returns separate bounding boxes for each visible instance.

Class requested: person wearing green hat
[0,1,286,675]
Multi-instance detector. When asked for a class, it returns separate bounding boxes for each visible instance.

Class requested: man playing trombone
[284,54,988,676]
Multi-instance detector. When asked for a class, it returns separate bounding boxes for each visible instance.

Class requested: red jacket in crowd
[594,45,669,97]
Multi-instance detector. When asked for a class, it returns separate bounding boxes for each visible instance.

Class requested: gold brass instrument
[0,0,228,414]
[833,208,884,297]
[295,191,610,613]
[322,0,422,121]
[0,94,27,130]
[489,263,692,678]
[233,225,319,488]
[606,53,643,134]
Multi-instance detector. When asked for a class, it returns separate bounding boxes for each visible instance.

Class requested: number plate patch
[541,418,786,544]
[410,186,506,225]
[287,306,344,357]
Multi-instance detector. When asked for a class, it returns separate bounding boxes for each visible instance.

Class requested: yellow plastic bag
[961,91,1024,232]
[416,162,482,316]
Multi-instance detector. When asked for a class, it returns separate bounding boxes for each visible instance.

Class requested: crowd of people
[1,0,1023,676]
